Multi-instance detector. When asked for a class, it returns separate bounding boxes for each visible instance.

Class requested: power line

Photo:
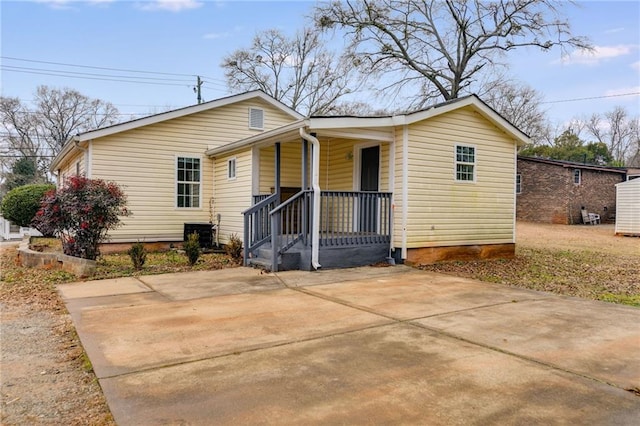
[1,67,194,87]
[541,92,640,104]
[2,65,193,83]
[2,56,226,84]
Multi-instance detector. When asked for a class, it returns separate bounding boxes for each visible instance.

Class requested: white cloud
[138,0,203,12]
[203,32,230,40]
[631,61,640,71]
[559,45,636,66]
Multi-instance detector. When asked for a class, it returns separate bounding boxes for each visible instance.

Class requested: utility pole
[194,76,203,104]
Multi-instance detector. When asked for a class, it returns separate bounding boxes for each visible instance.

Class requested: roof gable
[74,90,302,142]
[51,91,303,171]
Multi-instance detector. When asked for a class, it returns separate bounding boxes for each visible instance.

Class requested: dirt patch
[0,245,114,425]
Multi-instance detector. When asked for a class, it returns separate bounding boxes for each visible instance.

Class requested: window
[75,161,81,176]
[249,107,264,130]
[455,145,476,182]
[227,157,236,180]
[176,157,201,208]
[573,169,581,185]
[516,173,522,194]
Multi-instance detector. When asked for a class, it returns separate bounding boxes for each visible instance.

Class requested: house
[615,178,640,236]
[516,156,627,225]
[51,91,528,271]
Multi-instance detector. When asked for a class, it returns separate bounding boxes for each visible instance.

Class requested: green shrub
[128,242,147,270]
[225,233,243,264]
[0,184,55,230]
[183,232,201,266]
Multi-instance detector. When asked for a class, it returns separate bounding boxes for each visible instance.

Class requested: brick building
[516,156,627,224]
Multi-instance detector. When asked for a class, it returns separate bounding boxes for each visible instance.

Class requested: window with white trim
[249,107,264,130]
[573,169,581,185]
[516,173,522,194]
[455,145,476,182]
[227,157,236,180]
[176,157,201,208]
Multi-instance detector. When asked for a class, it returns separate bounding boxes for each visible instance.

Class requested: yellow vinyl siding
[321,138,390,191]
[88,99,292,242]
[404,106,516,247]
[258,143,303,194]
[258,138,390,194]
[57,150,84,185]
[213,149,253,245]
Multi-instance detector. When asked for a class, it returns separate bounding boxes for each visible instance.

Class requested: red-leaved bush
[32,176,131,260]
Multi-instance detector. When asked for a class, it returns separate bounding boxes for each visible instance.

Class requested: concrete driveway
[58,265,640,425]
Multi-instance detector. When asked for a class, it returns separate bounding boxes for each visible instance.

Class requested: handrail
[268,190,311,216]
[243,193,278,216]
[243,193,279,266]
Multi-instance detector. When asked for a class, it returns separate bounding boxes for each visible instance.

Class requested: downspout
[401,124,409,259]
[299,127,322,270]
[74,138,88,176]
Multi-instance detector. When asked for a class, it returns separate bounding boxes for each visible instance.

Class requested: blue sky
[1,0,639,129]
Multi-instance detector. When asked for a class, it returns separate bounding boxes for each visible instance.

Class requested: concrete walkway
[58,266,640,425]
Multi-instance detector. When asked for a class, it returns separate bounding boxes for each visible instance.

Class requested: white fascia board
[50,135,80,172]
[317,128,394,142]
[205,120,307,157]
[308,116,395,129]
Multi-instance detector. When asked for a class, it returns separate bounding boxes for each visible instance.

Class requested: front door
[359,146,380,233]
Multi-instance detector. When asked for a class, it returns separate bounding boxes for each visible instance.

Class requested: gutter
[50,135,79,172]
[299,127,322,270]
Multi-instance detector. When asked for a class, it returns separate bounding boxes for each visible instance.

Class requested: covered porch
[233,120,396,271]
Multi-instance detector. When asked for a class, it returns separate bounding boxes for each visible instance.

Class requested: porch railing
[269,190,312,269]
[244,190,392,270]
[318,191,392,246]
[242,193,279,265]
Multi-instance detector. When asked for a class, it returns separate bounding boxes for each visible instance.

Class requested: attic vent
[249,107,264,130]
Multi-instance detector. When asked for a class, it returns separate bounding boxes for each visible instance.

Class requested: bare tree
[315,0,591,108]
[585,107,639,165]
[222,28,361,116]
[482,80,551,145]
[0,86,120,177]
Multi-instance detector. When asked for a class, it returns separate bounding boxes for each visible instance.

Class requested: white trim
[388,130,396,249]
[352,142,382,191]
[175,154,203,209]
[76,91,300,142]
[227,157,237,180]
[206,95,530,160]
[401,125,408,259]
[206,120,307,157]
[454,143,477,183]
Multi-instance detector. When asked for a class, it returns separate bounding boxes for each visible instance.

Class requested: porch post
[275,142,281,201]
[302,138,308,190]
[302,138,309,245]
